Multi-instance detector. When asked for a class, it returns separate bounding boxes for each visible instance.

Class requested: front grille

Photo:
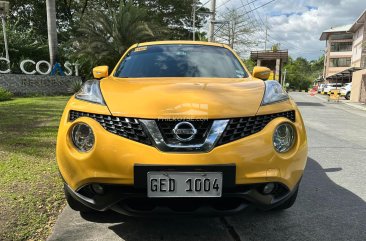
[69,110,151,145]
[156,120,213,145]
[69,110,295,149]
[217,111,296,146]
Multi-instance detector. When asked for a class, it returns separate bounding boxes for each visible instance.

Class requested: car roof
[133,40,228,48]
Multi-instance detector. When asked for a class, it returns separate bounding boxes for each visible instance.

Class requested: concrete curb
[308,93,366,111]
[344,102,366,111]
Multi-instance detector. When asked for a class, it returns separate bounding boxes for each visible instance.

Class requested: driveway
[48,92,366,241]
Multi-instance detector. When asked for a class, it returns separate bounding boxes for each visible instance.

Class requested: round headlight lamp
[273,123,296,153]
[71,123,95,152]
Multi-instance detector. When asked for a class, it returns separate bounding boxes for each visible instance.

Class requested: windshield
[114,44,248,78]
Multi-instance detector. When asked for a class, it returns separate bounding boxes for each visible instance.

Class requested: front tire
[345,92,350,100]
[272,187,298,210]
[64,184,95,213]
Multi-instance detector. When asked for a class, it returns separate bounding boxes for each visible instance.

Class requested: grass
[0,87,13,101]
[0,96,70,241]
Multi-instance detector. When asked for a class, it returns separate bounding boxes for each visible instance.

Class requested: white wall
[352,25,365,66]
[330,51,352,57]
[350,69,366,102]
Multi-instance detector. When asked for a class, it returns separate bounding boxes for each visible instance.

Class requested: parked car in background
[317,84,325,93]
[340,83,352,100]
[323,83,343,95]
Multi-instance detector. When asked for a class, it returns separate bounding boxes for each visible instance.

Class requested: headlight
[75,80,105,105]
[71,123,95,152]
[273,123,296,153]
[261,81,289,105]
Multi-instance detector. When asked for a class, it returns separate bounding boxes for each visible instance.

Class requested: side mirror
[252,66,271,80]
[93,66,109,79]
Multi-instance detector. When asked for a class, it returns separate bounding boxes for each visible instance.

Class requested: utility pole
[192,0,196,41]
[208,0,216,42]
[264,16,268,51]
[230,21,235,48]
[282,69,287,88]
[0,1,9,61]
[46,0,58,66]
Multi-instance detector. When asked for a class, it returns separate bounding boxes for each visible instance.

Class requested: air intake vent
[217,111,295,146]
[69,110,151,145]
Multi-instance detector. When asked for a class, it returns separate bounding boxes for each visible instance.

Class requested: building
[349,10,366,103]
[320,24,353,78]
[250,50,288,82]
[350,12,366,68]
[320,10,366,103]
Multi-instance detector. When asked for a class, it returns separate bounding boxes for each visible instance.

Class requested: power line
[242,0,314,53]
[217,0,234,9]
[231,0,261,11]
[230,0,277,27]
[216,0,311,56]
[217,1,314,54]
[201,0,212,8]
[235,0,307,52]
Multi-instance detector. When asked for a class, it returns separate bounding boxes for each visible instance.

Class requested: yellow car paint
[57,41,307,198]
[57,97,307,191]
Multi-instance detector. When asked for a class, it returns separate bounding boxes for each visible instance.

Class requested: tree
[135,0,209,40]
[0,21,48,74]
[284,56,324,91]
[5,0,208,77]
[74,1,163,76]
[243,58,255,73]
[215,8,255,54]
[271,43,280,52]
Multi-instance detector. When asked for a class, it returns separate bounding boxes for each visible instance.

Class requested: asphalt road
[48,92,366,241]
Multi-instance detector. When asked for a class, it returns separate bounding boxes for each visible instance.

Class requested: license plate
[147,172,223,198]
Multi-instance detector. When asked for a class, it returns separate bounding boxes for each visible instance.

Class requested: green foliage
[135,0,209,40]
[0,21,49,74]
[0,87,13,101]
[243,59,256,73]
[68,80,83,94]
[6,0,208,77]
[272,43,280,52]
[284,56,324,91]
[73,1,163,76]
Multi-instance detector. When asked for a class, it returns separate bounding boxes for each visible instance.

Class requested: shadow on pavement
[80,158,366,241]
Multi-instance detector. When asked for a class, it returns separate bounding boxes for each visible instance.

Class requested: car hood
[100,77,265,119]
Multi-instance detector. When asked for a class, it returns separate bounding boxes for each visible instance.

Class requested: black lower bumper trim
[64,180,300,216]
[111,198,250,217]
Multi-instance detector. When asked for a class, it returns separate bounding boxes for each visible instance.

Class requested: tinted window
[330,58,351,67]
[114,45,248,78]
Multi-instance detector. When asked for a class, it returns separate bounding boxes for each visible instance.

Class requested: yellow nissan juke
[57,41,308,216]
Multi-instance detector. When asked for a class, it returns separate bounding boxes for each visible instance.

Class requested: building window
[362,56,366,68]
[330,58,351,67]
[330,42,352,52]
[330,33,353,40]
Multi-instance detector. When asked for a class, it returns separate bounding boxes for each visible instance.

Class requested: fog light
[273,123,296,153]
[71,123,94,152]
[263,183,276,194]
[91,184,104,195]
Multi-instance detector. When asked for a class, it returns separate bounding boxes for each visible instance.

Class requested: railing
[250,50,288,60]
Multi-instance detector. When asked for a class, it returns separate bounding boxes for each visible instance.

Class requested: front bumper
[64,176,300,216]
[57,98,308,215]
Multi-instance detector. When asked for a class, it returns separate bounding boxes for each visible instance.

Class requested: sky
[202,0,366,60]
